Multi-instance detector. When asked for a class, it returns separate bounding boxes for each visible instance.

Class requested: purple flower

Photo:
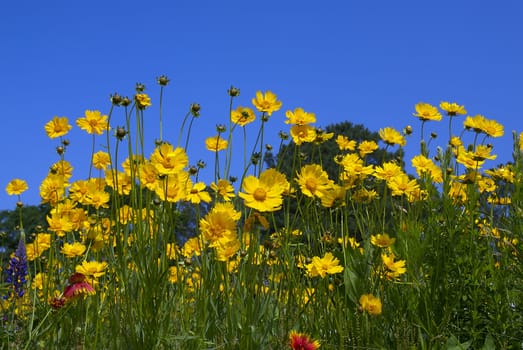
[5,235,28,298]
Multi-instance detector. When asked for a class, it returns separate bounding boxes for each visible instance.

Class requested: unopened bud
[116,126,127,140]
[227,86,240,97]
[135,82,146,92]
[110,93,123,105]
[191,103,201,116]
[121,96,132,107]
[156,75,170,86]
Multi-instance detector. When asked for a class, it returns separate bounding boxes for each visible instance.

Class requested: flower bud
[121,96,132,107]
[190,103,201,117]
[227,86,240,97]
[135,82,146,92]
[189,166,198,175]
[156,75,170,86]
[116,126,127,140]
[110,93,123,105]
[278,131,289,140]
[216,124,227,133]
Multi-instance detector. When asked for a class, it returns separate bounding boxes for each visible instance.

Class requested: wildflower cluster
[1,80,522,349]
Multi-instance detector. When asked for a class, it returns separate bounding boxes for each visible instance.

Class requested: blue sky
[2,1,522,209]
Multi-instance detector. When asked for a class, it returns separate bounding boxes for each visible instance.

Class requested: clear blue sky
[2,1,522,209]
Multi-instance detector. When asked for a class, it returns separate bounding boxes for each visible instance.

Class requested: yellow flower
[448,180,467,204]
[182,236,203,258]
[519,131,523,151]
[259,168,291,195]
[381,252,407,280]
[168,266,182,284]
[296,164,333,198]
[359,294,382,315]
[76,260,108,279]
[214,237,241,261]
[449,136,463,148]
[463,115,503,137]
[61,242,87,258]
[314,129,334,144]
[26,233,52,261]
[379,127,406,147]
[352,188,378,204]
[472,145,497,161]
[50,160,74,180]
[134,93,151,109]
[339,153,374,184]
[387,173,420,197]
[199,202,240,244]
[463,114,485,132]
[31,272,47,291]
[84,186,110,209]
[35,233,52,250]
[239,171,284,212]
[47,213,74,237]
[306,252,344,278]
[6,179,28,196]
[76,110,109,135]
[92,151,111,170]
[320,183,346,208]
[411,155,443,183]
[440,101,467,116]
[138,161,160,191]
[371,233,396,248]
[230,106,256,126]
[166,243,179,260]
[154,172,189,203]
[150,143,189,175]
[485,165,514,183]
[374,162,403,182]
[251,90,282,115]
[456,146,485,169]
[335,135,356,151]
[39,174,68,205]
[479,118,504,138]
[285,107,316,125]
[413,103,442,121]
[290,124,317,145]
[205,135,228,152]
[210,179,235,201]
[358,140,379,157]
[477,176,497,193]
[186,181,212,204]
[44,116,72,139]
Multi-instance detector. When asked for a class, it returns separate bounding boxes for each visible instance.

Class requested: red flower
[289,330,320,350]
[63,273,96,300]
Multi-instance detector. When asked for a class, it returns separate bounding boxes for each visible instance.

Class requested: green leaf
[344,267,359,304]
[481,334,495,350]
[446,334,472,350]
